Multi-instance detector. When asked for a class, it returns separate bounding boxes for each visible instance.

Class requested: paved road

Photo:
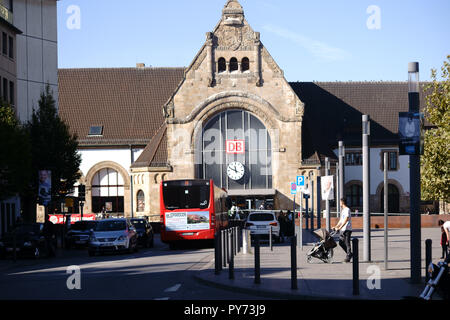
[0,235,267,300]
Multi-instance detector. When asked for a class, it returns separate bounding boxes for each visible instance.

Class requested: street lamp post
[325,157,331,231]
[408,62,421,284]
[362,114,371,262]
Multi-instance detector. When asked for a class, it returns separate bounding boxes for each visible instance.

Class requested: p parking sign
[296,176,305,187]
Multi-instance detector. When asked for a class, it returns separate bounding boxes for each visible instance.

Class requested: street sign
[290,182,297,195]
[296,175,305,187]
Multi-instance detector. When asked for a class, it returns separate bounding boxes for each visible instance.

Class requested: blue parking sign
[296,176,305,187]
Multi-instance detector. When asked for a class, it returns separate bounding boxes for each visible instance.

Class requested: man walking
[333,198,353,262]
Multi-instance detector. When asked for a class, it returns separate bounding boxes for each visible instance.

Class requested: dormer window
[218,58,226,73]
[241,57,249,72]
[229,58,238,73]
[88,125,104,136]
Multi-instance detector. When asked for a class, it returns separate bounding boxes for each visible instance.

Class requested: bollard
[254,234,261,284]
[234,227,238,256]
[215,231,222,275]
[13,230,17,263]
[269,226,273,251]
[291,235,298,290]
[425,239,432,281]
[222,230,227,268]
[352,238,359,295]
[229,229,235,279]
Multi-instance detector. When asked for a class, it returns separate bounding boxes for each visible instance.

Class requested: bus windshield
[163,184,210,210]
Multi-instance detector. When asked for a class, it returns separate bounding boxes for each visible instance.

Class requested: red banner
[48,214,96,225]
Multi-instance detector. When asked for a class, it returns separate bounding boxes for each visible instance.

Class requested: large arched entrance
[198,109,273,209]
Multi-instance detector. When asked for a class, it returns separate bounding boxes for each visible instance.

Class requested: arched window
[137,190,145,212]
[218,58,226,73]
[241,57,250,72]
[91,168,124,214]
[229,58,238,72]
[346,184,362,208]
[380,184,400,213]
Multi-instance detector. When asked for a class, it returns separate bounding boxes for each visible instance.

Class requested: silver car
[88,218,138,256]
[245,211,281,242]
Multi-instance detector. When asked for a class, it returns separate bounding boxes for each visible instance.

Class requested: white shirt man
[333,199,353,262]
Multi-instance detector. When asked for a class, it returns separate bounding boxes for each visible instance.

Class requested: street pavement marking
[164,283,182,293]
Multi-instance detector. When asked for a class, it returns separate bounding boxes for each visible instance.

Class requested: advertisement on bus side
[165,211,210,231]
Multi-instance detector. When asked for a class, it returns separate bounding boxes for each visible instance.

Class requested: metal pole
[222,230,227,268]
[229,230,235,280]
[384,152,389,270]
[362,115,371,262]
[299,192,303,250]
[291,235,298,290]
[305,194,309,230]
[269,226,273,251]
[215,231,220,275]
[408,61,421,284]
[425,239,432,281]
[336,163,340,217]
[338,141,345,206]
[311,179,314,231]
[316,167,321,230]
[325,157,331,232]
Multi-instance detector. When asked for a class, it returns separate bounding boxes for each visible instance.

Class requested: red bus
[160,179,228,247]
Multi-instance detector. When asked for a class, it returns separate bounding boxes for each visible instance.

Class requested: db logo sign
[226,140,245,154]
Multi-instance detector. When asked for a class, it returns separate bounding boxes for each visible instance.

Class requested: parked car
[88,218,138,256]
[130,218,154,248]
[0,223,49,259]
[65,220,98,249]
[245,211,281,242]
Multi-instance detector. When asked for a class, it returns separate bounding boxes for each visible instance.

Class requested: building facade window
[136,190,145,212]
[241,57,249,72]
[199,110,272,191]
[9,81,13,105]
[2,78,7,101]
[229,57,238,72]
[381,150,399,171]
[218,57,226,73]
[8,36,13,59]
[345,151,362,166]
[346,184,362,208]
[380,184,400,213]
[91,168,125,214]
[2,32,6,55]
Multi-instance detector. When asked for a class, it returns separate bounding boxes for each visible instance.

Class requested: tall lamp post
[362,115,371,262]
[408,62,421,284]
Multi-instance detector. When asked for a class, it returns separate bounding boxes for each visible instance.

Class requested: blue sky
[57,0,450,81]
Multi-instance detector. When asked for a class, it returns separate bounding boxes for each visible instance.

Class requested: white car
[245,211,281,242]
[88,218,138,256]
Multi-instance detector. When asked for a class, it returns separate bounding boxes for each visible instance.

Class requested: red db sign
[226,140,245,154]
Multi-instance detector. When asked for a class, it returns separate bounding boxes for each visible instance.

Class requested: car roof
[249,211,275,215]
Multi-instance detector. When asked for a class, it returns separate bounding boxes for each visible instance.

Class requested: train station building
[58,0,428,221]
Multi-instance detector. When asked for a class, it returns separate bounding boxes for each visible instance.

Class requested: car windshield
[131,220,146,230]
[248,213,275,222]
[94,220,126,232]
[163,184,210,210]
[71,221,96,231]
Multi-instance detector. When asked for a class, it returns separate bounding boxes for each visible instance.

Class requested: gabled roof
[131,123,169,169]
[58,67,185,147]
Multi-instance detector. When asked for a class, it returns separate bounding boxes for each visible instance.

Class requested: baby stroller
[307,229,337,264]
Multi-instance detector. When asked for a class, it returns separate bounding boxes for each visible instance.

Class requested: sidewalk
[195,228,443,300]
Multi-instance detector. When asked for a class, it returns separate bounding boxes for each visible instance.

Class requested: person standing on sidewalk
[333,198,353,263]
[438,220,450,259]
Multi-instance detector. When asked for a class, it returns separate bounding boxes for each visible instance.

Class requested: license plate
[257,226,266,229]
[75,240,85,244]
[6,248,19,252]
[101,243,113,247]
[182,233,194,236]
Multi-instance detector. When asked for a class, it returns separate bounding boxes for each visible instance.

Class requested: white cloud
[263,24,351,62]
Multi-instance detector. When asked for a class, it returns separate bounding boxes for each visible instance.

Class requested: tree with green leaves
[22,85,81,220]
[421,55,450,211]
[0,101,31,201]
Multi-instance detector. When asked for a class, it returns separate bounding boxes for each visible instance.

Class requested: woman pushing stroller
[332,198,353,263]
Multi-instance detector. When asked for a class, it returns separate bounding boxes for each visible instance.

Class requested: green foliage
[421,55,450,202]
[0,101,32,200]
[25,85,81,206]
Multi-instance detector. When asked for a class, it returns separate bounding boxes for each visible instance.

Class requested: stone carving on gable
[163,101,174,119]
[261,47,283,78]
